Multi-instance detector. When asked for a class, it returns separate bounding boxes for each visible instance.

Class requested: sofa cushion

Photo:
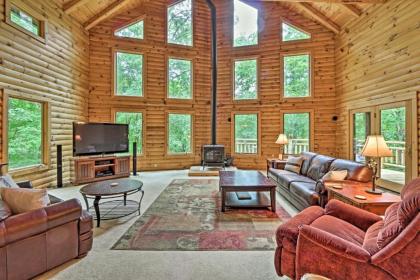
[377,203,402,249]
[397,191,419,228]
[306,155,335,181]
[269,169,315,189]
[363,220,383,255]
[289,181,319,206]
[329,159,372,183]
[284,156,304,174]
[0,188,50,214]
[300,152,317,176]
[400,177,420,199]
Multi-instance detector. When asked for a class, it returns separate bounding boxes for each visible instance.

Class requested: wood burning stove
[202,145,225,168]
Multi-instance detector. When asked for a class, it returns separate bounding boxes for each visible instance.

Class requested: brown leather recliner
[0,182,93,280]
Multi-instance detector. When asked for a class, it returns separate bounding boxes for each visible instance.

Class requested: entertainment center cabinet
[73,155,130,185]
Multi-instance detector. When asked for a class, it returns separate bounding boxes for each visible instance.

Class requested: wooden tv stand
[73,155,130,185]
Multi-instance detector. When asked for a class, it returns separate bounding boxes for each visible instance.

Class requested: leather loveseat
[268,152,372,210]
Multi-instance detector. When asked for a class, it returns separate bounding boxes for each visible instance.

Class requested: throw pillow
[0,188,50,214]
[0,174,19,200]
[284,156,304,174]
[321,170,348,181]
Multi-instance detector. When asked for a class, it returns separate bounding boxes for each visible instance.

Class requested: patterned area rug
[112,179,291,251]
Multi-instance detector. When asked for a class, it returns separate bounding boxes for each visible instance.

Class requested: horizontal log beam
[260,0,385,3]
[63,0,91,14]
[297,3,341,34]
[342,4,363,16]
[84,0,131,30]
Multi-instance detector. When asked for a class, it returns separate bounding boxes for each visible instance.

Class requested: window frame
[281,109,314,155]
[165,111,194,157]
[166,56,194,102]
[4,0,46,43]
[232,56,260,102]
[113,16,146,41]
[112,48,147,99]
[231,0,260,49]
[281,51,313,99]
[1,89,50,175]
[231,111,261,157]
[166,0,194,48]
[111,108,146,157]
[280,19,312,44]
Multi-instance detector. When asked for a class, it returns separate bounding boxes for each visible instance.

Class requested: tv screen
[73,122,129,156]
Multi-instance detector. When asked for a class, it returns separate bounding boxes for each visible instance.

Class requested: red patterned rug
[112,179,291,251]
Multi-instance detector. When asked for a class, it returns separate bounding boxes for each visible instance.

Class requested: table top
[219,170,276,188]
[80,178,143,196]
[327,183,401,204]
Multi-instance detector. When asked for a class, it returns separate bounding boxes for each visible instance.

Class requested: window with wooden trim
[284,54,310,98]
[168,58,192,99]
[5,1,45,41]
[115,20,144,40]
[168,113,192,154]
[234,113,258,154]
[233,0,258,47]
[115,112,143,154]
[282,22,310,42]
[283,112,310,155]
[234,59,258,100]
[114,51,144,97]
[167,0,193,46]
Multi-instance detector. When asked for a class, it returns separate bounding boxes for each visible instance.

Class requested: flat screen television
[73,122,129,156]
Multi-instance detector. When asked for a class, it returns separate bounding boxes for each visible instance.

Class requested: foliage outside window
[167,0,193,46]
[353,112,370,163]
[168,113,192,154]
[284,54,310,98]
[284,113,310,155]
[115,52,143,97]
[282,22,310,42]
[9,4,42,38]
[234,114,258,154]
[168,58,192,99]
[234,59,258,100]
[233,0,258,47]
[8,97,43,170]
[115,20,144,39]
[115,112,143,154]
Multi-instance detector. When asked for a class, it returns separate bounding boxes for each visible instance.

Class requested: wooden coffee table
[219,170,277,212]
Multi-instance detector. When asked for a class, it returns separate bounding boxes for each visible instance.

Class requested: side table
[266,158,287,176]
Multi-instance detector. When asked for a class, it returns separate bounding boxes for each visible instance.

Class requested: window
[352,112,371,163]
[115,112,143,154]
[283,113,310,155]
[7,97,46,170]
[282,22,310,42]
[6,2,45,41]
[168,58,192,99]
[168,113,192,154]
[115,51,143,97]
[233,0,258,47]
[284,54,310,98]
[115,20,144,39]
[167,0,193,46]
[234,113,258,154]
[234,59,258,100]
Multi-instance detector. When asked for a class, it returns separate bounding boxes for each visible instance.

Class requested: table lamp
[276,134,288,160]
[361,135,393,195]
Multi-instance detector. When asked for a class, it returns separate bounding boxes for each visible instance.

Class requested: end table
[266,158,287,176]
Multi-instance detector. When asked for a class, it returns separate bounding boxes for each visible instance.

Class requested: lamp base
[365,189,383,195]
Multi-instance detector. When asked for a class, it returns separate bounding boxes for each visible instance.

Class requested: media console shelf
[73,155,130,185]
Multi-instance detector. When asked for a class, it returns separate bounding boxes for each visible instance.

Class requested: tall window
[283,113,310,155]
[282,22,310,42]
[168,58,192,99]
[168,113,192,154]
[115,112,143,154]
[284,54,310,98]
[234,114,258,154]
[7,97,45,170]
[115,20,144,40]
[353,112,371,162]
[115,51,143,97]
[234,59,258,100]
[233,0,258,47]
[167,0,193,46]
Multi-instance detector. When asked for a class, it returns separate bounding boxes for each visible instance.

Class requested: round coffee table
[80,178,144,227]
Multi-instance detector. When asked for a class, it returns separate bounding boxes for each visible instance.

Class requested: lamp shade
[276,134,288,145]
[361,135,393,157]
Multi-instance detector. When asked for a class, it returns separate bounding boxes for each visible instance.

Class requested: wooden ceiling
[55,0,384,33]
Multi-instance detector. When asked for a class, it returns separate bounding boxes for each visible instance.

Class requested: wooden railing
[235,138,310,155]
[355,140,405,170]
[285,139,309,155]
[235,138,258,154]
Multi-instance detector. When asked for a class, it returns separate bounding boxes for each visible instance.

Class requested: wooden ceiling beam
[260,0,385,3]
[84,0,131,30]
[63,0,91,14]
[297,3,341,34]
[342,4,362,17]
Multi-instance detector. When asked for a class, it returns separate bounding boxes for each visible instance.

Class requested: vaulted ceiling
[54,0,385,33]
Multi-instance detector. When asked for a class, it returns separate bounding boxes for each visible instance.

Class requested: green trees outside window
[353,112,371,162]
[8,97,43,169]
[282,22,310,42]
[115,20,144,39]
[234,114,258,154]
[115,52,143,96]
[284,113,310,155]
[168,58,192,99]
[10,6,40,36]
[233,0,258,47]
[115,112,143,155]
[167,0,193,46]
[284,54,310,98]
[234,59,257,100]
[168,113,192,154]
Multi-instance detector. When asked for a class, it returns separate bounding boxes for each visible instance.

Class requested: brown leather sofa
[268,152,372,210]
[0,181,93,280]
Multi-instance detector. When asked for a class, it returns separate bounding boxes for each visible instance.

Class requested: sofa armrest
[44,198,82,229]
[16,180,33,189]
[315,179,372,194]
[298,225,371,262]
[325,199,382,231]
[79,210,93,234]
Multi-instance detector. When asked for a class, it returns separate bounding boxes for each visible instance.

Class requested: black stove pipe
[204,0,217,145]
